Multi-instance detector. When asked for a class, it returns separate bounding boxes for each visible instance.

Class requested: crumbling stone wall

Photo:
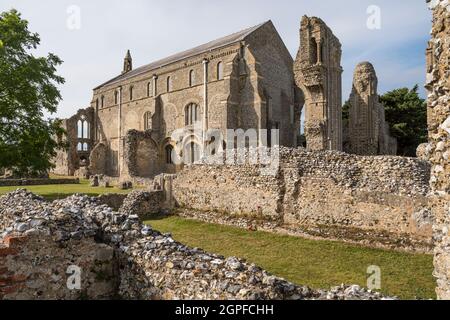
[172,147,431,245]
[346,62,397,156]
[0,190,390,300]
[294,16,343,151]
[0,234,116,300]
[426,0,450,300]
[52,108,94,176]
[122,130,160,178]
[0,178,79,187]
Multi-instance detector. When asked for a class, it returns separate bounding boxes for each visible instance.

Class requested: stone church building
[53,16,396,179]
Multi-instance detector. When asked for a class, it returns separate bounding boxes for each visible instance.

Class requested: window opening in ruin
[77,116,89,139]
[310,38,318,64]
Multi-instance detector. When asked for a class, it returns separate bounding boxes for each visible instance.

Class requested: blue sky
[0,0,432,118]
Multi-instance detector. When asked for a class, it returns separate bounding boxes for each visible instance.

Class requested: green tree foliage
[379,85,427,157]
[0,9,65,177]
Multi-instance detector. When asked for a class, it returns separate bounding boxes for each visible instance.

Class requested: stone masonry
[426,0,450,300]
[294,16,343,151]
[0,189,392,300]
[346,62,397,156]
[172,147,431,250]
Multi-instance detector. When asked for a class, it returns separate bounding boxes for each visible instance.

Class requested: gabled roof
[94,21,270,90]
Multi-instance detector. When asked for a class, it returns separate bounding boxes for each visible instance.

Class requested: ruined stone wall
[0,190,389,300]
[0,233,116,300]
[346,62,397,156]
[294,16,343,151]
[0,178,79,187]
[426,0,450,300]
[52,108,94,176]
[172,147,431,244]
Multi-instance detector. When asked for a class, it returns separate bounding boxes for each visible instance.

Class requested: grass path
[145,216,435,300]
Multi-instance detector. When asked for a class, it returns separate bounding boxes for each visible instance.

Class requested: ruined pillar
[294,16,343,151]
[426,0,450,300]
[347,62,397,156]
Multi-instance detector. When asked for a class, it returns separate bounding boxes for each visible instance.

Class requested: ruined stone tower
[294,16,343,151]
[347,62,397,156]
[426,0,450,300]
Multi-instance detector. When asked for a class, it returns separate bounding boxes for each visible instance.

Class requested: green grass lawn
[0,179,135,200]
[145,216,436,300]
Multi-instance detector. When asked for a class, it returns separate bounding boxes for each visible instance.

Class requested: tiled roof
[94,21,269,90]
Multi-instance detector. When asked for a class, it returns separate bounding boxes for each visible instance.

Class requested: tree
[0,9,65,177]
[379,85,427,157]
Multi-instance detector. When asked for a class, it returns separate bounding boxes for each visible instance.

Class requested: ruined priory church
[53,16,397,179]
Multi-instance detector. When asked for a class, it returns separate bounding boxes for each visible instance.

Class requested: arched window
[82,142,89,151]
[101,96,104,108]
[144,112,152,131]
[165,145,174,164]
[166,76,172,92]
[95,99,99,109]
[147,82,152,97]
[77,116,89,139]
[77,142,83,151]
[217,62,224,80]
[114,91,119,104]
[185,103,199,126]
[189,70,195,87]
[77,120,83,138]
[129,86,133,101]
[83,120,89,139]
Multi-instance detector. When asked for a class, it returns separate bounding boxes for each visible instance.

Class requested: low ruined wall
[172,148,431,244]
[96,193,128,211]
[173,164,282,219]
[0,233,116,300]
[119,190,165,217]
[0,178,79,187]
[0,189,388,300]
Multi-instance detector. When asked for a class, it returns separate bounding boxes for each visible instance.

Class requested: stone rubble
[0,189,395,300]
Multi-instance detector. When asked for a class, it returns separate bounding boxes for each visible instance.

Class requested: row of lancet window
[77,142,89,152]
[104,62,224,106]
[77,116,90,139]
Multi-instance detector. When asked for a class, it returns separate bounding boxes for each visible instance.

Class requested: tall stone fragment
[426,0,450,300]
[294,16,343,151]
[347,62,397,155]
